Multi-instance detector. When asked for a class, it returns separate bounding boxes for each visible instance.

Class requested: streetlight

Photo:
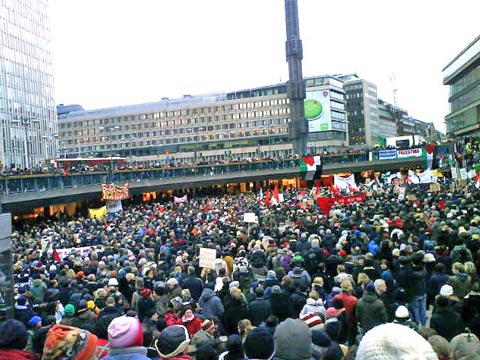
[99,126,120,183]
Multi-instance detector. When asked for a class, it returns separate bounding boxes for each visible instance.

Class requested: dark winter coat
[249,297,271,326]
[431,305,465,341]
[355,292,387,332]
[198,288,225,319]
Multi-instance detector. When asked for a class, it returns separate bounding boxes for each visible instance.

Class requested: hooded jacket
[198,288,224,319]
[355,292,387,332]
[300,298,326,317]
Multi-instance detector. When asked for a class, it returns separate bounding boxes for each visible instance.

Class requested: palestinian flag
[299,155,322,181]
[422,145,436,170]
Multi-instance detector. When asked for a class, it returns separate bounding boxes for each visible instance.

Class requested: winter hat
[357,323,437,360]
[271,285,281,294]
[300,313,324,330]
[245,327,275,360]
[365,283,376,293]
[108,278,119,287]
[0,319,27,350]
[450,333,480,360]
[64,304,75,317]
[108,316,144,348]
[201,319,215,332]
[326,307,341,319]
[267,270,277,279]
[274,318,312,360]
[395,305,410,319]
[229,281,240,289]
[141,288,152,298]
[28,315,43,327]
[311,330,343,360]
[155,325,190,359]
[16,296,27,306]
[42,324,98,360]
[440,284,454,297]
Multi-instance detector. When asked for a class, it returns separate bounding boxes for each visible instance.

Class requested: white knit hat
[440,284,454,297]
[357,323,437,360]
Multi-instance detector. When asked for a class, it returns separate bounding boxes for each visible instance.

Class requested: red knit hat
[42,324,98,360]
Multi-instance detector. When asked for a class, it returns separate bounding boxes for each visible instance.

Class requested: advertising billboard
[305,90,331,132]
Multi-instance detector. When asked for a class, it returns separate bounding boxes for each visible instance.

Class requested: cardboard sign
[199,248,217,269]
[243,212,258,223]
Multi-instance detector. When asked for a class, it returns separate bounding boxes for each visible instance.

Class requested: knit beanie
[155,325,190,359]
[450,333,480,360]
[42,324,98,360]
[356,323,437,360]
[244,328,275,360]
[64,304,75,317]
[0,319,27,350]
[274,318,312,360]
[107,316,144,348]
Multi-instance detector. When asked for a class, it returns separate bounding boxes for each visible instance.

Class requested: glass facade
[0,0,56,169]
[443,36,480,136]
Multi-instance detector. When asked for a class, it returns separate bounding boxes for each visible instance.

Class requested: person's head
[155,325,190,359]
[274,318,312,360]
[0,320,28,350]
[464,261,476,276]
[356,323,437,360]
[201,319,216,336]
[42,324,98,360]
[357,273,371,286]
[238,319,254,338]
[452,262,465,275]
[340,280,353,294]
[427,335,451,360]
[244,327,275,360]
[107,316,144,348]
[28,315,43,329]
[255,285,265,298]
[374,279,387,295]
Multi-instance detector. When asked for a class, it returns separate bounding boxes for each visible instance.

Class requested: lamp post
[99,126,120,183]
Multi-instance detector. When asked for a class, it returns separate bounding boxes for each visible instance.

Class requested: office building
[58,75,347,164]
[0,0,57,169]
[342,75,380,148]
[443,35,480,137]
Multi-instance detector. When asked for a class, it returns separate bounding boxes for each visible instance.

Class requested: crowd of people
[3,147,480,359]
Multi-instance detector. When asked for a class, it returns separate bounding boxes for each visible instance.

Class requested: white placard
[199,248,217,269]
[243,212,258,223]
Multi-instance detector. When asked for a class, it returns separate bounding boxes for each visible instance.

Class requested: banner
[417,169,437,184]
[398,187,406,200]
[378,149,397,160]
[317,193,367,216]
[51,245,103,260]
[397,148,422,159]
[101,182,130,201]
[334,174,356,190]
[88,206,106,219]
[107,200,122,213]
[174,194,188,204]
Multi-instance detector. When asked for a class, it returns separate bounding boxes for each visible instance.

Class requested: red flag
[53,249,61,263]
[273,185,279,203]
[315,182,320,195]
[265,189,271,206]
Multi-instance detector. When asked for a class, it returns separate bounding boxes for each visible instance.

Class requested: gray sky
[50,0,479,133]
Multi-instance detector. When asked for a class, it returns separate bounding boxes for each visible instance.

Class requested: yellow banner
[88,206,107,219]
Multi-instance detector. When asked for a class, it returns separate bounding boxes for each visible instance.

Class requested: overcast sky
[49,0,479,133]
